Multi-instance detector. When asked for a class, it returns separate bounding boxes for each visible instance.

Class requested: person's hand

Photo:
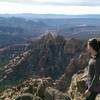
[84,89,91,97]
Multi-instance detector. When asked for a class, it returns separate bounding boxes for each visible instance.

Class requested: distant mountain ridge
[1,13,100,19]
[0,15,100,48]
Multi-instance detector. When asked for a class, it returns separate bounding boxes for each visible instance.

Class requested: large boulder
[33,96,43,100]
[36,77,53,98]
[15,93,33,100]
[68,70,100,100]
[68,72,87,100]
[44,87,71,100]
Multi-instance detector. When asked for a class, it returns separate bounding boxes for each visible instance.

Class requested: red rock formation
[64,38,81,54]
[56,52,89,92]
[0,33,85,90]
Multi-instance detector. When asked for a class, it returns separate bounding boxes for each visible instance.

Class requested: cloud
[0,0,100,14]
[1,0,100,6]
[34,0,100,6]
[0,2,100,14]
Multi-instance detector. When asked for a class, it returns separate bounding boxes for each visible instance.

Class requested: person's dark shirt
[87,53,100,91]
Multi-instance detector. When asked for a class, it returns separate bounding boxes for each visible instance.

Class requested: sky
[0,0,100,15]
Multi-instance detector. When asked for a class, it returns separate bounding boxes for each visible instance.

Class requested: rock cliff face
[0,77,71,100]
[56,52,89,92]
[0,33,83,88]
[0,33,93,100]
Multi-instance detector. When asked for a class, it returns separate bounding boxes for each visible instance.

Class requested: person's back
[84,38,100,100]
[87,53,100,92]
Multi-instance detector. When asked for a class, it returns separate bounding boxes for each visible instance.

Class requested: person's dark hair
[88,38,100,53]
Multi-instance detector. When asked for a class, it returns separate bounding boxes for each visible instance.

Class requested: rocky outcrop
[0,33,84,89]
[68,70,87,100]
[56,53,89,92]
[15,93,34,100]
[15,94,42,100]
[68,69,100,100]
[44,87,70,100]
[1,33,93,100]
[0,77,71,100]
